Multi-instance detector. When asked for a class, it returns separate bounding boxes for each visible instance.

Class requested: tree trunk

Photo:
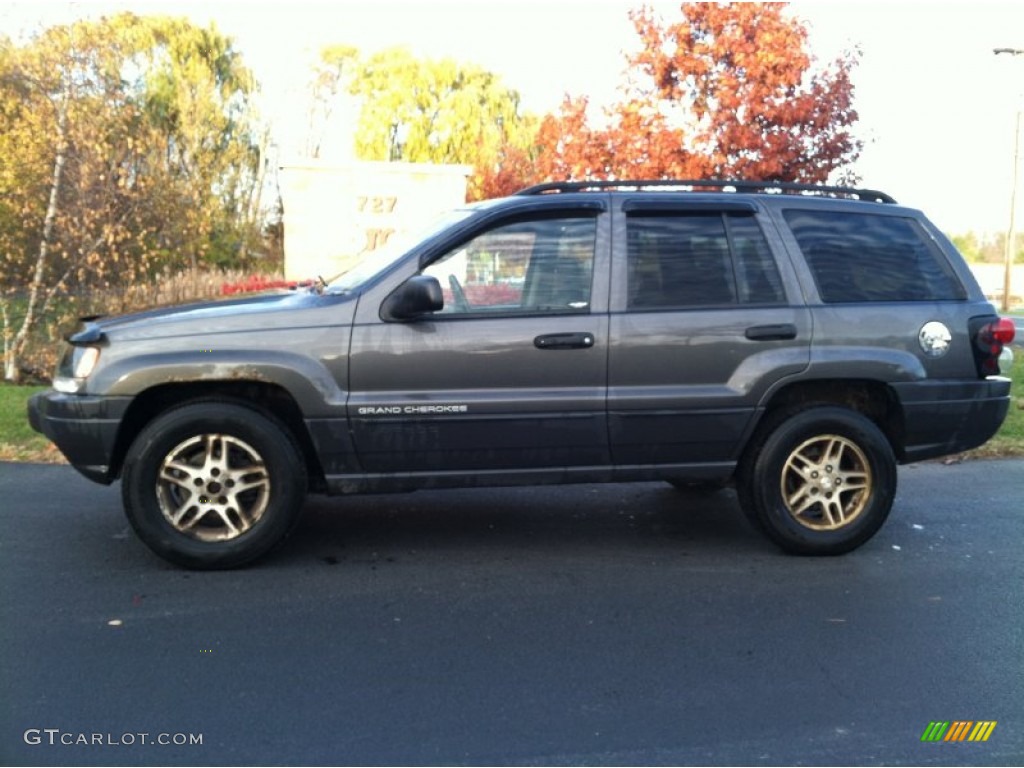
[4,95,69,383]
[238,130,269,263]
[2,298,15,381]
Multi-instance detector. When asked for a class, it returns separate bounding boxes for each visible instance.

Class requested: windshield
[326,208,475,293]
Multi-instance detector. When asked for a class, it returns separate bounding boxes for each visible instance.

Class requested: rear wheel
[122,402,306,569]
[738,407,897,555]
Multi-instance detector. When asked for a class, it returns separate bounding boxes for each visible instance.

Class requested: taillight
[985,317,1016,345]
[972,316,1016,377]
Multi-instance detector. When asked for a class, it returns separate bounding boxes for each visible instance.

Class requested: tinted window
[783,209,965,302]
[627,213,785,309]
[730,216,787,305]
[423,217,595,315]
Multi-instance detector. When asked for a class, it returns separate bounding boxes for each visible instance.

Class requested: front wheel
[122,402,307,569]
[738,407,897,555]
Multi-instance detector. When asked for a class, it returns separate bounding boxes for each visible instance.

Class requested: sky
[1,0,1023,234]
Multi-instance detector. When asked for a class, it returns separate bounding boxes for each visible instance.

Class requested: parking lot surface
[1,460,1022,766]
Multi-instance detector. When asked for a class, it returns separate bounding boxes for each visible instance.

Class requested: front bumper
[27,391,133,484]
[893,377,1012,462]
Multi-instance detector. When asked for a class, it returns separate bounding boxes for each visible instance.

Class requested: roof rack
[515,179,897,205]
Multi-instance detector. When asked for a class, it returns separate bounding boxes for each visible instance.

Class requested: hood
[69,289,356,344]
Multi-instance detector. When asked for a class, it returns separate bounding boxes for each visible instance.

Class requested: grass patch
[0,384,66,463]
[961,353,1024,459]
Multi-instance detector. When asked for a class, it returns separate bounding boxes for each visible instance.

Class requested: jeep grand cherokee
[28,180,1016,568]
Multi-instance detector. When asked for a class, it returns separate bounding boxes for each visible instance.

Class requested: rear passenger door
[608,200,811,466]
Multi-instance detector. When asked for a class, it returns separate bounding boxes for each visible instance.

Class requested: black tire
[122,401,307,569]
[737,406,897,555]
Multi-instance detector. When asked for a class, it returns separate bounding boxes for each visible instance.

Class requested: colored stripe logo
[921,721,997,742]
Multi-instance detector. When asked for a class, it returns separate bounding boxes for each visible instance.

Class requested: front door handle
[745,323,798,341]
[534,332,596,350]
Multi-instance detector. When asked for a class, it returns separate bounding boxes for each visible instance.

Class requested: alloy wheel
[155,433,271,542]
[780,433,872,531]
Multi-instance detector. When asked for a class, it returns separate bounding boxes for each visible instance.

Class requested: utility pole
[994,47,1023,312]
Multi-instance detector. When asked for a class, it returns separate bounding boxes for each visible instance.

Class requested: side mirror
[381,275,444,321]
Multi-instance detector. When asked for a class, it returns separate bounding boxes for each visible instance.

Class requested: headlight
[53,346,100,393]
[72,346,100,378]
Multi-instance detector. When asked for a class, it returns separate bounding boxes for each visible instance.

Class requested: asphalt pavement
[1,460,1022,766]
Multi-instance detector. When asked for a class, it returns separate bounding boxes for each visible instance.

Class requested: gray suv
[28,180,1016,568]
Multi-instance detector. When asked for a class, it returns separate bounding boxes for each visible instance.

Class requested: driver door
[347,207,611,474]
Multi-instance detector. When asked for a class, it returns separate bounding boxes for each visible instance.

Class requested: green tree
[127,16,265,271]
[949,232,982,262]
[949,231,1023,265]
[346,47,536,200]
[0,14,264,381]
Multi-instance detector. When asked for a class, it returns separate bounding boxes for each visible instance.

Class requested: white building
[278,160,471,281]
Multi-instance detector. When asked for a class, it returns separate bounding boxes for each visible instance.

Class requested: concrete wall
[278,161,471,281]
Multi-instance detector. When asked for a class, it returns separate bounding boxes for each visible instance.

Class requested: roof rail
[515,179,897,205]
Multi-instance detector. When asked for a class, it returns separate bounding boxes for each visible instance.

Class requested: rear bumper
[27,391,133,484]
[892,378,1012,462]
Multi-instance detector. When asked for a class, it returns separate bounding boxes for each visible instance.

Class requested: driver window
[423,217,596,315]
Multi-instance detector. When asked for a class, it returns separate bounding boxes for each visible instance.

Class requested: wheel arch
[109,381,327,491]
[755,379,906,458]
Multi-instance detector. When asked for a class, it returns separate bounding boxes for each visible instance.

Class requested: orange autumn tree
[534,2,862,184]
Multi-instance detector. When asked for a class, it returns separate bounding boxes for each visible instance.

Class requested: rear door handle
[745,323,797,341]
[534,332,596,350]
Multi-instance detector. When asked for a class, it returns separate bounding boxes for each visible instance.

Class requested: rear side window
[626,213,785,309]
[783,209,965,302]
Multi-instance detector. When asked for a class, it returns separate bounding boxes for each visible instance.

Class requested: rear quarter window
[782,209,966,302]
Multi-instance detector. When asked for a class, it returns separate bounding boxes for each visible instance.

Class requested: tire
[122,401,307,569]
[737,406,897,555]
